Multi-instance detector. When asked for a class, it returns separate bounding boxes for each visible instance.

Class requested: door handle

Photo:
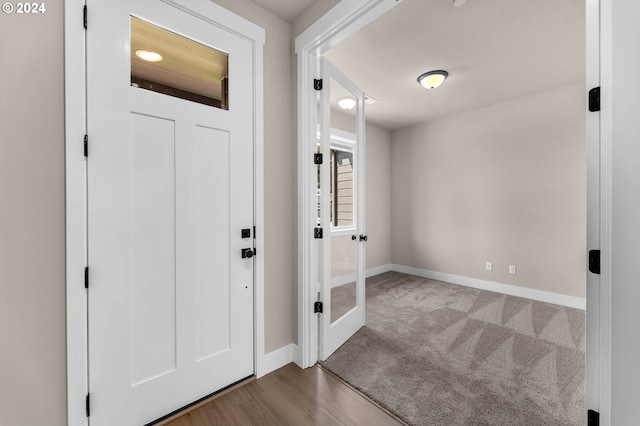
[359,235,368,242]
[241,248,255,259]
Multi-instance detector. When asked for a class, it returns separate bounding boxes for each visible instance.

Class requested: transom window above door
[130,16,229,109]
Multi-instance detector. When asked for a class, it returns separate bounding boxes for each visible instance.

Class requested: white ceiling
[258,0,585,131]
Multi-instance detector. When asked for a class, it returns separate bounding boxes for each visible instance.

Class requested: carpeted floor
[321,271,585,426]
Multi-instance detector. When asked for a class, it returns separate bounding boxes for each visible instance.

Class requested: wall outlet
[485,261,493,271]
[509,265,517,275]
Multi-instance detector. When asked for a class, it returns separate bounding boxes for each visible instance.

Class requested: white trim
[251,20,268,380]
[296,46,317,369]
[598,0,613,422]
[367,263,393,277]
[585,0,606,420]
[294,0,399,56]
[65,2,265,424]
[164,0,265,45]
[64,1,88,425]
[332,263,393,288]
[258,344,298,378]
[296,0,400,370]
[391,265,586,310]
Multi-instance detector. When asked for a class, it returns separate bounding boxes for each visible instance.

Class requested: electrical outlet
[509,265,517,275]
[485,262,493,271]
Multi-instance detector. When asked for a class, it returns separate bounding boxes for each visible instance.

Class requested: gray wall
[391,83,586,298]
[0,3,67,425]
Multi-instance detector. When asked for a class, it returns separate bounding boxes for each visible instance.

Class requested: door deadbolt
[242,248,255,259]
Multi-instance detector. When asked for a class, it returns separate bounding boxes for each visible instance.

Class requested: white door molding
[64,1,265,424]
[64,3,88,425]
[294,0,399,369]
[585,0,611,423]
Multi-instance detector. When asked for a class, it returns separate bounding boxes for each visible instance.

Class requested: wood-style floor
[160,363,406,426]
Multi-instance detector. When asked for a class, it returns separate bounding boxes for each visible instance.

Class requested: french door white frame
[295,0,399,370]
[296,0,611,424]
[64,1,265,425]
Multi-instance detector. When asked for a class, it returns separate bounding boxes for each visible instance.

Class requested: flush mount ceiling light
[338,97,357,110]
[135,49,163,62]
[452,0,467,6]
[417,70,449,89]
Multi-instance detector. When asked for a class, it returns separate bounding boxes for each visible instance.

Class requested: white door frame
[64,1,265,425]
[585,0,611,423]
[295,0,611,423]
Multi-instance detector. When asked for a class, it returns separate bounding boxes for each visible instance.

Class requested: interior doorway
[297,0,602,419]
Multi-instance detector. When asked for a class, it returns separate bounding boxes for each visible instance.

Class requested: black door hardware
[242,248,255,259]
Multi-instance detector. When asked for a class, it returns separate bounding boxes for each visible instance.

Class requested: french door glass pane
[329,76,357,324]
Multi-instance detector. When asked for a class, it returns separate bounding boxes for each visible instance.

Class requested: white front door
[87,1,255,424]
[319,58,367,360]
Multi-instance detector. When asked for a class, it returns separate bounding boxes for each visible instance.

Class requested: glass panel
[329,76,358,324]
[330,235,357,323]
[331,149,354,227]
[130,17,229,109]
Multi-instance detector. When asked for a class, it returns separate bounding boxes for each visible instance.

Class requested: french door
[318,58,367,360]
[86,1,255,424]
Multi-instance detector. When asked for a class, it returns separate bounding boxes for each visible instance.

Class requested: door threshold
[149,374,256,426]
[316,364,409,425]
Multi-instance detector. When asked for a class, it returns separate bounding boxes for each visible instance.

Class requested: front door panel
[87,1,254,424]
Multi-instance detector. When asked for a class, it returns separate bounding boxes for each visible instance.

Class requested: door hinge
[83,134,88,157]
[314,153,323,165]
[83,5,87,30]
[314,79,323,91]
[85,393,90,417]
[587,409,599,426]
[84,266,89,289]
[314,301,323,314]
[314,227,323,239]
[588,249,600,275]
[589,87,600,112]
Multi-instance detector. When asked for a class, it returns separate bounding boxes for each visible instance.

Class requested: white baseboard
[257,343,298,378]
[391,264,586,310]
[367,263,393,277]
[331,263,393,288]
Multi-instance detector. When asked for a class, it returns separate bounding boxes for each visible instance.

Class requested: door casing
[64,1,265,424]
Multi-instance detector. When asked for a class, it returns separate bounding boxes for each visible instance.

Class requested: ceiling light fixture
[135,49,163,62]
[452,0,467,7]
[417,70,449,89]
[338,97,357,110]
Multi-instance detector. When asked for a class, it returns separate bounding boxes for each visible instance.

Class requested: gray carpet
[321,271,585,426]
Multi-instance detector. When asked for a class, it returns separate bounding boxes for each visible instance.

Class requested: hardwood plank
[164,363,404,426]
[153,376,256,425]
